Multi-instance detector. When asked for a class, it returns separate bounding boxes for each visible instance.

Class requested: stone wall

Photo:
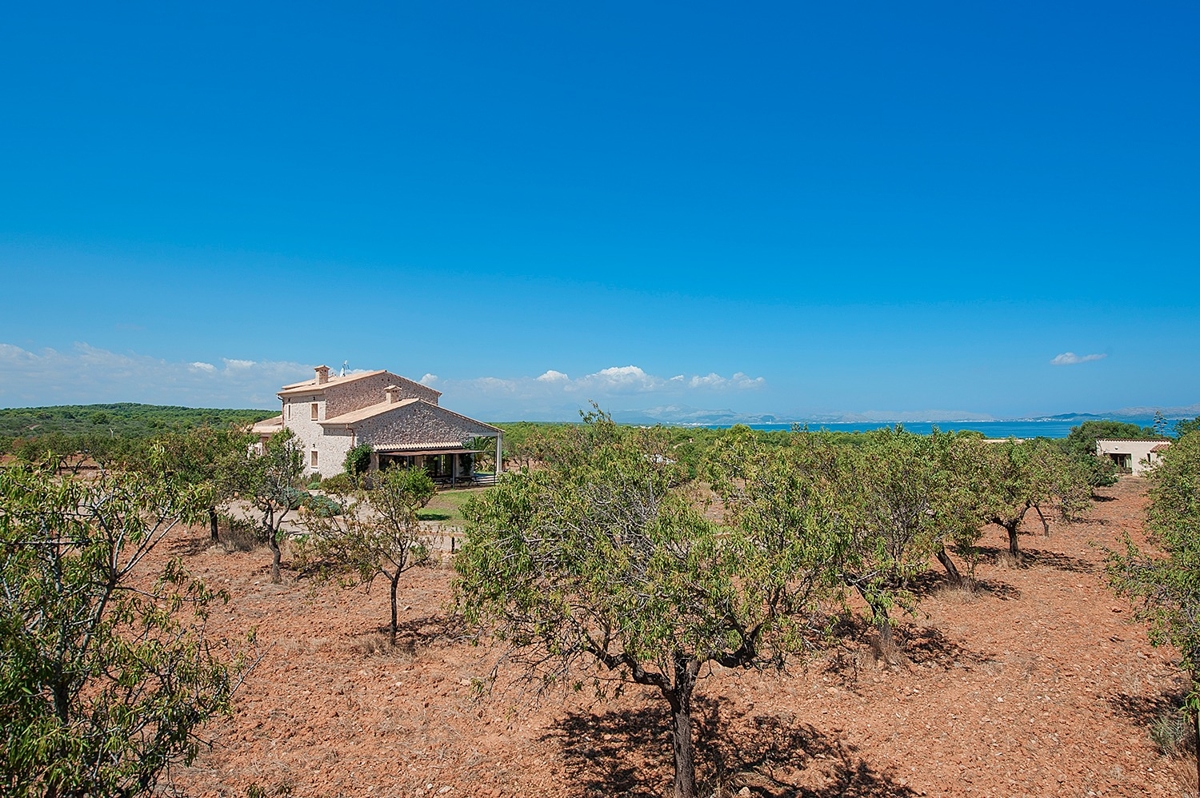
[324,372,439,418]
[281,392,326,476]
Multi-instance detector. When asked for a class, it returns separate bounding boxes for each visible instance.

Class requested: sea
[742,417,1163,440]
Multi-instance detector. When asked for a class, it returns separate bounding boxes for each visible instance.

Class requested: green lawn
[417,486,489,524]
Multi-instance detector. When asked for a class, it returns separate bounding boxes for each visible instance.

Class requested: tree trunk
[208,506,220,543]
[1033,503,1050,535]
[877,609,894,651]
[853,583,896,656]
[668,657,700,798]
[389,573,400,647]
[1005,522,1021,557]
[268,533,282,584]
[936,546,963,586]
[1192,688,1200,798]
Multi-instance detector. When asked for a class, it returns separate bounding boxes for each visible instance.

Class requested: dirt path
[168,476,1193,798]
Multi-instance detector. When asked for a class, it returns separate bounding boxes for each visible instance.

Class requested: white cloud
[689,372,766,389]
[574,365,666,393]
[418,373,439,386]
[1050,352,1107,366]
[689,373,722,388]
[0,343,309,407]
[0,343,37,363]
[475,376,520,393]
[446,365,765,400]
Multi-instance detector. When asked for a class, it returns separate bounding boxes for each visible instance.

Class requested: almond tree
[967,437,1090,558]
[838,427,979,648]
[302,467,436,645]
[456,414,847,798]
[0,458,252,797]
[1105,431,1200,794]
[242,429,305,583]
[157,426,254,543]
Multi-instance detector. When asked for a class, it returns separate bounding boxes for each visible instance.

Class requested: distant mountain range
[611,402,1200,427]
[1018,402,1200,423]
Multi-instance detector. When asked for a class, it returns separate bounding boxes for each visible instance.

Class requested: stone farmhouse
[1095,438,1170,476]
[251,365,502,481]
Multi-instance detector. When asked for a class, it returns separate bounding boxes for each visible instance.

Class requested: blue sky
[1,2,1197,421]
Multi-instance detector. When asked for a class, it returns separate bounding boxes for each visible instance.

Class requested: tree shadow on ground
[972,544,1094,575]
[169,531,214,557]
[906,568,950,600]
[1108,688,1188,728]
[544,698,919,798]
[899,624,989,670]
[385,612,466,652]
[820,615,991,681]
[1020,547,1095,574]
[974,578,1022,600]
[907,567,1020,601]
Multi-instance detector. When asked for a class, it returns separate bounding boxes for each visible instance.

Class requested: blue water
[742,418,1161,439]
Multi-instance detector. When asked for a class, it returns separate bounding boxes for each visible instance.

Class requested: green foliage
[458,411,847,798]
[0,403,274,441]
[242,430,306,584]
[301,468,436,645]
[9,430,149,472]
[150,426,257,543]
[834,428,980,646]
[343,443,373,476]
[966,437,1091,557]
[1106,432,1200,712]
[0,462,252,797]
[318,473,357,494]
[301,493,343,518]
[1176,417,1200,439]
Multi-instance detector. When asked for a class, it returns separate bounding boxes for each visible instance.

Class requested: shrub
[217,513,262,552]
[344,443,373,476]
[1151,708,1193,756]
[302,493,343,518]
[320,473,357,494]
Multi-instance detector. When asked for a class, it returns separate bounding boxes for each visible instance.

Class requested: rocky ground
[165,476,1196,798]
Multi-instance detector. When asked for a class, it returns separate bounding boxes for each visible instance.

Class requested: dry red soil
[165,477,1195,798]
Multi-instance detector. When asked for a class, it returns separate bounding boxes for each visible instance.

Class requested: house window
[286,403,291,420]
[311,450,319,468]
[311,402,319,421]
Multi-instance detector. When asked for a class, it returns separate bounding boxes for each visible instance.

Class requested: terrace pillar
[495,433,503,479]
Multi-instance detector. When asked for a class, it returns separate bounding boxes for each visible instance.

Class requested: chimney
[315,365,330,385]
[385,384,401,404]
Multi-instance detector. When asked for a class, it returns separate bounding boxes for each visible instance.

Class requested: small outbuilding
[1095,439,1170,476]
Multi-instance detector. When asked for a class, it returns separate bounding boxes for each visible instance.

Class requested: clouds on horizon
[421,365,765,400]
[1050,352,1107,366]
[0,343,309,408]
[0,344,766,418]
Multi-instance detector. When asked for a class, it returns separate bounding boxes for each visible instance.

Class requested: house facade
[1095,439,1170,476]
[251,365,502,481]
